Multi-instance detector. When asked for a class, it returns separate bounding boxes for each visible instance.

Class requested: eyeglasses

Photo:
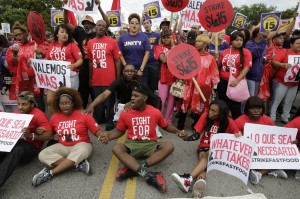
[124,70,136,73]
[59,101,72,107]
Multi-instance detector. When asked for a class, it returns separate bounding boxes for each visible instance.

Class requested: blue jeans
[247,79,260,96]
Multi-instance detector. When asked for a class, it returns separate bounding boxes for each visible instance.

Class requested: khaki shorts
[38,142,92,166]
[124,140,161,159]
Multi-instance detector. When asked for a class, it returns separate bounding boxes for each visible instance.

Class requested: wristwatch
[139,68,144,72]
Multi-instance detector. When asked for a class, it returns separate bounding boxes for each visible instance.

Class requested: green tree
[0,0,63,32]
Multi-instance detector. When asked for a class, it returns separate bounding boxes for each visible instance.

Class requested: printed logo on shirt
[149,37,158,49]
[92,43,107,68]
[57,120,79,142]
[50,47,66,60]
[124,41,142,46]
[222,54,239,74]
[204,125,219,144]
[131,116,150,140]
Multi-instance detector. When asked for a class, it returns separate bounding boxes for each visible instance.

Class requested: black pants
[0,140,36,187]
[78,59,92,109]
[217,79,242,119]
[146,63,161,91]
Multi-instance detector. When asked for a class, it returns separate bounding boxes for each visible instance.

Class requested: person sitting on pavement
[32,87,105,187]
[171,99,241,198]
[235,96,288,185]
[0,91,52,187]
[98,81,187,193]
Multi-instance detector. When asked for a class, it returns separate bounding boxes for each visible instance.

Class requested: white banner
[181,0,205,30]
[1,23,11,33]
[31,59,71,91]
[284,55,300,83]
[63,0,98,15]
[0,112,33,152]
[244,123,300,169]
[207,133,256,185]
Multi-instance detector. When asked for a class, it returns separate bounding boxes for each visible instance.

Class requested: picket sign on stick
[167,43,206,102]
[214,32,219,55]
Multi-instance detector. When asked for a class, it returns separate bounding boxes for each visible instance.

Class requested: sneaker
[171,173,193,193]
[295,170,300,180]
[156,126,162,138]
[249,170,262,185]
[193,179,206,199]
[76,159,91,175]
[145,172,166,193]
[32,167,53,187]
[116,167,138,181]
[268,169,288,179]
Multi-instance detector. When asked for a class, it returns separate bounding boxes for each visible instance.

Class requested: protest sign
[161,0,189,12]
[284,55,300,83]
[259,12,281,33]
[144,1,162,20]
[0,112,33,152]
[232,12,247,29]
[51,10,64,27]
[1,23,11,33]
[198,0,234,32]
[107,10,121,27]
[244,123,300,169]
[27,12,46,44]
[208,134,256,185]
[63,0,98,15]
[31,59,71,91]
[294,4,300,30]
[181,0,205,30]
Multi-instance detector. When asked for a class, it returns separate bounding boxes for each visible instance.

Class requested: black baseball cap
[131,80,151,96]
[272,32,285,40]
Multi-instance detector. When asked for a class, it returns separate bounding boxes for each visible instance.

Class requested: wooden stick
[192,77,206,102]
[34,42,37,59]
[170,12,173,30]
[214,32,219,55]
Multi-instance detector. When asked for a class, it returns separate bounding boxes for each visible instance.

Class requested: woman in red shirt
[171,100,240,198]
[32,87,104,187]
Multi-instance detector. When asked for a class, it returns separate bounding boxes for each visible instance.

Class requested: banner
[144,1,162,20]
[0,112,33,152]
[244,123,300,169]
[207,134,256,185]
[63,0,98,15]
[284,55,300,83]
[51,10,63,27]
[259,12,281,33]
[232,12,247,29]
[31,59,71,91]
[181,0,205,30]
[1,23,10,33]
[106,10,121,27]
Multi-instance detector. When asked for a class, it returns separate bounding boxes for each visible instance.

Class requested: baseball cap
[81,15,95,26]
[161,29,172,37]
[159,18,170,29]
[131,80,151,96]
[18,91,38,106]
[187,31,197,45]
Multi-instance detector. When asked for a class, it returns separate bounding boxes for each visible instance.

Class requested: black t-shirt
[73,26,96,58]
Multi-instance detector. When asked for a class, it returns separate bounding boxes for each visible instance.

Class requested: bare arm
[63,1,76,32]
[163,124,187,139]
[83,89,112,114]
[120,55,127,66]
[96,0,110,28]
[229,67,250,87]
[136,51,150,76]
[158,53,167,63]
[284,12,298,40]
[98,129,126,144]
[115,58,121,79]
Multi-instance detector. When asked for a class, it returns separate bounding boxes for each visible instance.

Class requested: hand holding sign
[167,43,206,102]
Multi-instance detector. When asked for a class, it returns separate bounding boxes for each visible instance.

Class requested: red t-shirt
[235,114,275,133]
[273,49,300,87]
[50,109,100,146]
[46,42,82,73]
[194,112,240,148]
[284,116,300,147]
[117,105,168,141]
[154,45,176,85]
[16,108,51,152]
[219,48,252,81]
[87,36,122,86]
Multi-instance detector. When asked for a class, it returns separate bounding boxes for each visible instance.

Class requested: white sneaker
[171,173,193,193]
[268,169,288,179]
[193,179,206,199]
[295,170,300,180]
[156,126,162,138]
[249,170,262,185]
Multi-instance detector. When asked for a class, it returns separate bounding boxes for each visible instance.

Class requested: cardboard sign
[244,123,300,169]
[181,0,205,30]
[63,0,98,15]
[259,12,282,33]
[208,134,256,185]
[0,112,33,152]
[31,59,71,91]
[232,12,247,29]
[106,10,121,27]
[284,55,300,83]
[27,12,46,44]
[198,0,233,32]
[144,1,162,20]
[1,23,11,33]
[161,0,189,12]
[51,10,64,27]
[167,43,201,80]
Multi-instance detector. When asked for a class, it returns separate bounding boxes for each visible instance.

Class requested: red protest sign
[198,0,234,32]
[27,11,46,44]
[167,43,201,80]
[161,0,189,12]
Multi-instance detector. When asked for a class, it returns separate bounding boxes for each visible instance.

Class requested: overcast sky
[93,0,299,29]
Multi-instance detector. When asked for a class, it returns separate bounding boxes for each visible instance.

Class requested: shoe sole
[171,173,189,193]
[193,179,206,198]
[249,171,259,185]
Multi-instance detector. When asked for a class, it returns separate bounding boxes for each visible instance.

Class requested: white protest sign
[244,123,300,170]
[284,55,300,83]
[295,4,300,30]
[207,133,256,185]
[0,112,33,152]
[1,23,10,33]
[31,59,71,91]
[63,0,98,15]
[181,0,205,30]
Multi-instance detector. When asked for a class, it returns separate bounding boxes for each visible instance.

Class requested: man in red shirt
[87,20,121,131]
[98,81,187,193]
[0,91,52,187]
